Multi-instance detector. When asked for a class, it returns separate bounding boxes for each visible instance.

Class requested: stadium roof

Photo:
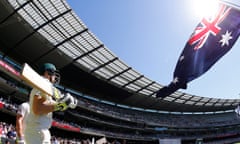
[0,0,239,113]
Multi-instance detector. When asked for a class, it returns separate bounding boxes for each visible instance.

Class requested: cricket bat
[20,63,53,96]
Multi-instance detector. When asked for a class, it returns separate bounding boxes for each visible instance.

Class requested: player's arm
[16,113,24,138]
[32,92,78,115]
[32,94,55,115]
[16,113,26,144]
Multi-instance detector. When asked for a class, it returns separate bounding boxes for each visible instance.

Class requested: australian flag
[156,2,240,98]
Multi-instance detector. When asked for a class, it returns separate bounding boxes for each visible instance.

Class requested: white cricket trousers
[25,129,51,144]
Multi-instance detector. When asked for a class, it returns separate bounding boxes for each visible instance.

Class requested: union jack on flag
[156,2,240,98]
[189,4,231,50]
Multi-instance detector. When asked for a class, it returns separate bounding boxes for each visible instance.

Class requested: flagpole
[220,0,240,11]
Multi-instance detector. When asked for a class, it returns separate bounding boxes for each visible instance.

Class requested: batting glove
[52,87,62,101]
[54,93,78,111]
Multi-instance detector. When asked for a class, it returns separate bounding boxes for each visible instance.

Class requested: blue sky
[66,0,240,99]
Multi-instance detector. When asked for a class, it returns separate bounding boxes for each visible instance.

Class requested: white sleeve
[17,104,25,116]
[17,103,29,116]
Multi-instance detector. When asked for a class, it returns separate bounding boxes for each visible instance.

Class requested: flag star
[172,77,179,84]
[219,30,233,47]
[179,55,184,61]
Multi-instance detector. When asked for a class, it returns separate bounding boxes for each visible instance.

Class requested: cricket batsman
[24,63,78,144]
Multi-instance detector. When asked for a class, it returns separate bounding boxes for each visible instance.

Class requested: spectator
[7,126,16,140]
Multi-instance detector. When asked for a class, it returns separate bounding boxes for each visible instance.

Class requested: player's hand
[54,102,68,111]
[54,93,78,111]
[65,93,78,109]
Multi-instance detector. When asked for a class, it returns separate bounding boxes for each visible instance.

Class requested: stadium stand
[0,55,240,143]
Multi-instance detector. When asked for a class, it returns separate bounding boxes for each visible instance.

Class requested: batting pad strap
[16,136,24,140]
[16,136,25,144]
